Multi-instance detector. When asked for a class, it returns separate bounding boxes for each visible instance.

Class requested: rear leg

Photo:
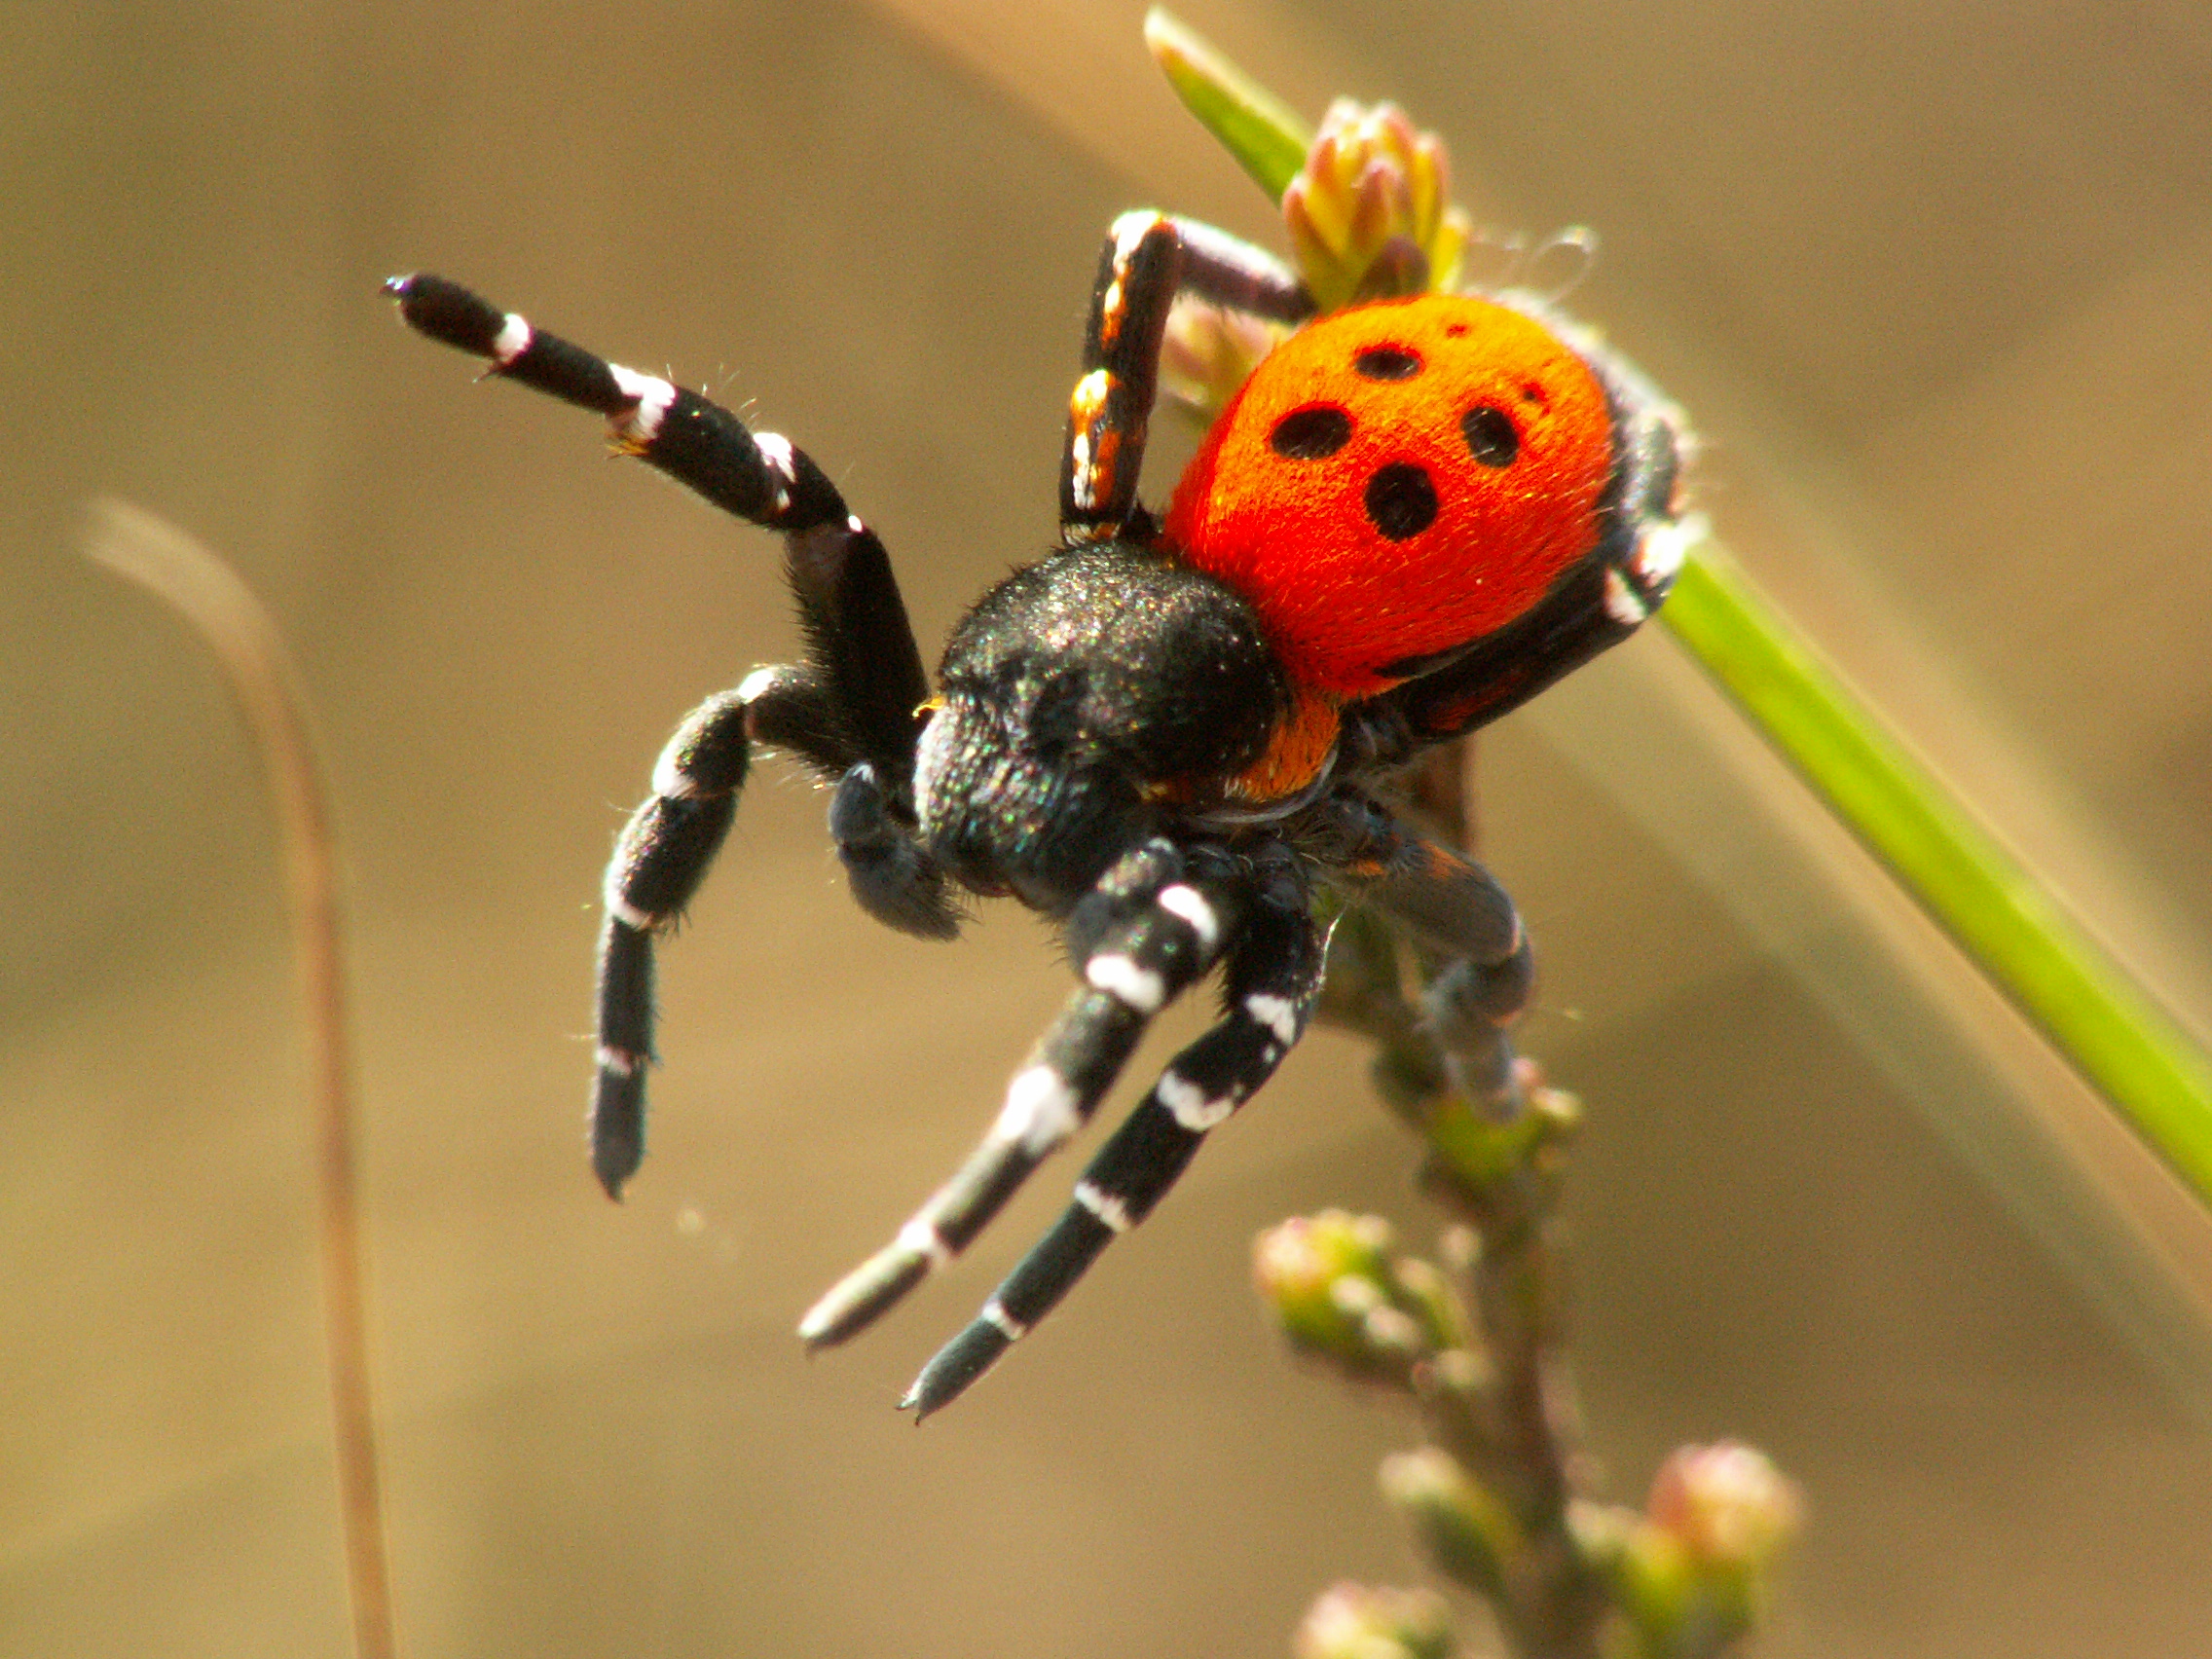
[1310,792,1535,1113]
[1059,213,1314,545]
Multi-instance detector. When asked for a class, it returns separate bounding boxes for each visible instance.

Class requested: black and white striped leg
[903,845,1323,1417]
[1058,213,1314,544]
[387,274,932,776]
[1314,793,1534,1111]
[388,275,957,1190]
[593,668,863,1198]
[797,838,1244,1349]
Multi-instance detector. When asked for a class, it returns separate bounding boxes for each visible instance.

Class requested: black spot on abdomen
[1270,405,1352,459]
[1364,462,1438,539]
[1460,404,1519,467]
[1353,346,1421,381]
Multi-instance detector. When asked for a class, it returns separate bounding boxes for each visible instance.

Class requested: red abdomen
[1164,293,1618,701]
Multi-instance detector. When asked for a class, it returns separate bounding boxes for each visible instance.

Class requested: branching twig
[1272,750,1799,1657]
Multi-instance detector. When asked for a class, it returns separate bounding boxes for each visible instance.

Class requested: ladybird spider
[387,209,1686,1419]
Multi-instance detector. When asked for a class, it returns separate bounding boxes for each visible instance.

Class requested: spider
[387,208,1686,1419]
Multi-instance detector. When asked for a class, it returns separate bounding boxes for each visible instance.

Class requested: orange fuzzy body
[1163,293,1617,702]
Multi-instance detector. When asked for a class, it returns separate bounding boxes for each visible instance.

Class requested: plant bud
[1294,1582,1456,1659]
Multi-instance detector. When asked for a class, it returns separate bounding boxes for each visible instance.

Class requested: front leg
[387,274,932,781]
[601,684,969,1195]
[388,275,961,1193]
[903,839,1323,1417]
[1058,214,1314,544]
[593,668,874,1197]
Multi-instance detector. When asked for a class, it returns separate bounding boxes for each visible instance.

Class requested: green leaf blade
[1145,8,1311,203]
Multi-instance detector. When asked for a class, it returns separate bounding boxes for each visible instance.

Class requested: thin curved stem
[86,499,396,1659]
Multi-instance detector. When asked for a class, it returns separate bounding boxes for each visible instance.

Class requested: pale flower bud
[1295,1582,1456,1659]
[1647,1441,1803,1569]
[1284,99,1473,310]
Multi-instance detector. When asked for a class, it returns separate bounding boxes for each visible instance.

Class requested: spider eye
[1365,462,1439,539]
[1460,404,1520,468]
[1353,346,1422,381]
[1269,405,1353,460]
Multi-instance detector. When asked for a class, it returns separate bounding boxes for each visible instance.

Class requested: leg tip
[900,1320,1013,1419]
[387,273,504,355]
[798,1242,936,1350]
[592,1063,647,1198]
[591,1122,643,1199]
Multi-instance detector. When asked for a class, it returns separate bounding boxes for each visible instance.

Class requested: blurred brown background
[9,2,2212,1654]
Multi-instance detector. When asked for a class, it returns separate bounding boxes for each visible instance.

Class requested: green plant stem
[1146,5,2212,1217]
[1660,536,2212,1204]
